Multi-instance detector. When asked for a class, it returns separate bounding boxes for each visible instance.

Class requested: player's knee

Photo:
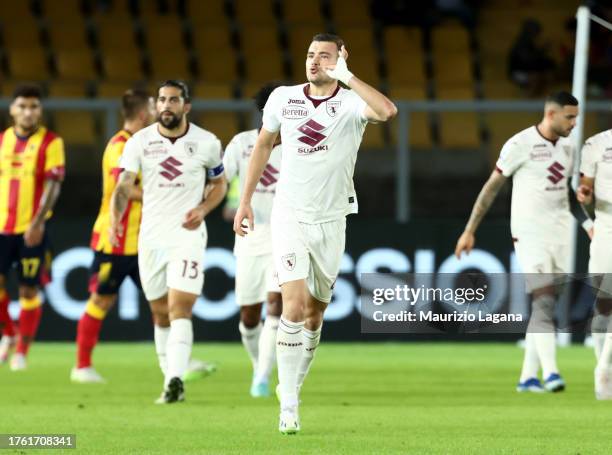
[240,304,262,328]
[18,285,38,299]
[153,313,170,327]
[91,293,117,313]
[266,293,282,317]
[531,293,555,321]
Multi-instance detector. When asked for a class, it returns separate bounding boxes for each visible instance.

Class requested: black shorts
[0,233,52,287]
[88,251,141,295]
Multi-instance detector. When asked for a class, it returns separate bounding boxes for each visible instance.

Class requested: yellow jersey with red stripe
[0,126,65,235]
[90,130,141,255]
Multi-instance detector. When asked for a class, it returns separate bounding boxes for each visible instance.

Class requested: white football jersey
[224,129,282,256]
[262,84,366,224]
[496,125,574,241]
[120,123,224,249]
[581,129,612,224]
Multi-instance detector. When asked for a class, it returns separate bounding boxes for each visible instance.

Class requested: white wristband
[582,219,594,232]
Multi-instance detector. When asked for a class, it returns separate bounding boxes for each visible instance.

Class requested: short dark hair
[312,33,344,51]
[253,82,284,111]
[121,89,150,120]
[546,91,578,107]
[12,83,43,100]
[158,80,190,102]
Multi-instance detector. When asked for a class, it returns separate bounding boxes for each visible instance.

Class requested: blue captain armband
[207,163,224,179]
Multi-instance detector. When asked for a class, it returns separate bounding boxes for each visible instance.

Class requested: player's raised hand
[233,203,254,237]
[577,184,593,204]
[455,231,475,259]
[324,45,353,85]
[183,206,206,230]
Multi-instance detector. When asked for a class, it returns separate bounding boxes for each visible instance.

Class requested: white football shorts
[271,207,346,304]
[513,236,570,292]
[138,247,205,301]
[235,253,280,305]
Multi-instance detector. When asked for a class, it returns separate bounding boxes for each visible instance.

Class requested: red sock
[0,293,16,337]
[76,313,103,369]
[15,306,42,355]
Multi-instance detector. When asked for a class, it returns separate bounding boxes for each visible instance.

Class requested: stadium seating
[192,26,238,83]
[234,0,277,26]
[436,87,481,149]
[329,0,372,27]
[383,27,426,89]
[241,26,284,83]
[388,86,432,149]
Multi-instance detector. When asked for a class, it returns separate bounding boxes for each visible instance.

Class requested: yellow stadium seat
[149,48,192,81]
[241,26,284,83]
[8,48,50,79]
[388,86,432,149]
[48,24,90,52]
[41,0,84,24]
[53,111,97,146]
[383,27,425,86]
[193,26,238,83]
[91,0,132,20]
[186,0,228,25]
[193,83,234,99]
[330,0,371,27]
[47,81,89,97]
[0,1,35,19]
[234,0,276,26]
[335,26,380,86]
[144,16,185,50]
[283,0,325,26]
[55,50,97,81]
[2,17,42,48]
[437,87,480,149]
[432,25,473,90]
[360,122,386,149]
[95,16,139,53]
[195,112,241,147]
[102,50,144,81]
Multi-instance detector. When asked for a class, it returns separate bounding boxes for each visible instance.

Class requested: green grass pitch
[1,342,611,454]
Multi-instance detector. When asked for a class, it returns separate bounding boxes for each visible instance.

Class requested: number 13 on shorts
[168,250,205,296]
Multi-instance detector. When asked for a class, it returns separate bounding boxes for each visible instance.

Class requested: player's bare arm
[109,170,137,245]
[233,128,278,236]
[325,46,397,123]
[24,178,62,247]
[577,175,594,205]
[128,186,143,202]
[576,175,595,239]
[183,175,227,230]
[455,170,507,258]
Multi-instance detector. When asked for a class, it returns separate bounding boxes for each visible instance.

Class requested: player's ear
[184,101,192,115]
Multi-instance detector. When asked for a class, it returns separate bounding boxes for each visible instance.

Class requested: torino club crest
[326,100,341,117]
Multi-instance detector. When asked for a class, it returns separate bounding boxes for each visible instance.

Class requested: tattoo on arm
[464,172,507,233]
[111,171,137,222]
[32,180,61,226]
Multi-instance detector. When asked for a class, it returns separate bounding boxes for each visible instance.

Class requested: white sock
[277,316,304,409]
[254,315,279,384]
[239,321,262,372]
[296,325,322,389]
[596,318,612,370]
[530,294,558,379]
[165,318,193,387]
[519,332,540,382]
[154,325,170,376]
[592,310,609,361]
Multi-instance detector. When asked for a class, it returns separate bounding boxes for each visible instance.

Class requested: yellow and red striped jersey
[90,130,141,255]
[0,126,65,235]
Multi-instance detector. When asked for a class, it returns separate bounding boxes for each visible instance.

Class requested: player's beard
[157,111,182,130]
[552,125,571,138]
